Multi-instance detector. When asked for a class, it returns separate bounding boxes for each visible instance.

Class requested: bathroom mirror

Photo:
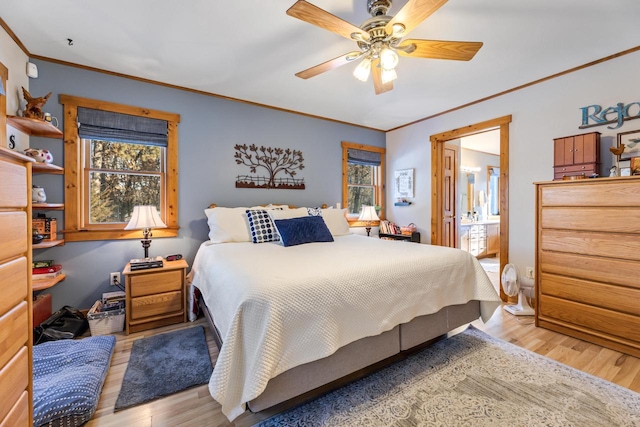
[462,172,475,216]
[487,166,500,215]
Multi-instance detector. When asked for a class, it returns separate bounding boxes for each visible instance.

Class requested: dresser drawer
[540,273,640,316]
[540,179,640,207]
[0,302,28,370]
[0,257,28,317]
[131,291,183,320]
[130,270,183,297]
[539,295,640,343]
[540,207,640,234]
[0,347,28,423]
[1,390,29,427]
[0,212,27,262]
[0,160,27,208]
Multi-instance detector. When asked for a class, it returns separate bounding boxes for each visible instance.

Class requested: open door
[443,144,458,247]
[431,115,512,301]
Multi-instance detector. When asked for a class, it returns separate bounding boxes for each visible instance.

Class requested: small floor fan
[501,264,534,316]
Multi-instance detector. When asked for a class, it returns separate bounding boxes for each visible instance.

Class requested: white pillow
[268,207,309,220]
[321,208,351,236]
[205,207,251,243]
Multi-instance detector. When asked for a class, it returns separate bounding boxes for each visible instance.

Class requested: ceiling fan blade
[386,0,448,37]
[397,39,483,61]
[371,60,393,95]
[295,51,364,79]
[287,1,369,42]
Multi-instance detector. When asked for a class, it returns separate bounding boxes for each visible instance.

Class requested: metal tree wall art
[234,144,305,189]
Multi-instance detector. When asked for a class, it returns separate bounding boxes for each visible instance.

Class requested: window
[85,139,164,226]
[61,95,180,241]
[341,141,385,224]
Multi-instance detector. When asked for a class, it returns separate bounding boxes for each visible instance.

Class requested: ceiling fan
[287,0,483,94]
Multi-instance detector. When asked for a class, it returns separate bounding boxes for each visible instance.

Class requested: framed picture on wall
[617,129,640,160]
[394,169,414,199]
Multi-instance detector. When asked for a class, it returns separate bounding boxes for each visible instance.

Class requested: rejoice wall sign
[580,101,640,130]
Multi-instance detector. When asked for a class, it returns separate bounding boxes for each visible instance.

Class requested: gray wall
[29,60,385,310]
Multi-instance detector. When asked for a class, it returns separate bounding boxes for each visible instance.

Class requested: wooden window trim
[60,94,180,242]
[341,141,386,226]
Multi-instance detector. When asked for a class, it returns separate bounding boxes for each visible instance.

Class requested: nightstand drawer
[131,291,183,319]
[130,270,183,297]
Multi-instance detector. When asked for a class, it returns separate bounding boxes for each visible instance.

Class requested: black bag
[34,305,89,344]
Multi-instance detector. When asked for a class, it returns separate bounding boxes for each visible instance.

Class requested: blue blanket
[33,335,116,427]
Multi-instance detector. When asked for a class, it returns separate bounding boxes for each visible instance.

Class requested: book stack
[379,220,401,235]
[32,260,63,280]
[130,256,164,271]
[102,291,126,311]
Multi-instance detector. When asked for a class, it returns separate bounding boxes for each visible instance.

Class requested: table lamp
[358,205,380,237]
[125,205,167,259]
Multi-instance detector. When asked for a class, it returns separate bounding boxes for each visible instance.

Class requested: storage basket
[400,223,417,236]
[87,300,125,335]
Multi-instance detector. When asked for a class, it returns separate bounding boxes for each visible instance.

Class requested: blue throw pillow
[274,215,334,247]
[246,209,280,243]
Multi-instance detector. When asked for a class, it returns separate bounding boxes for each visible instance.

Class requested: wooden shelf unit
[10,113,66,251]
[7,116,62,138]
[379,232,421,243]
[32,240,65,249]
[32,274,66,292]
[33,203,64,210]
[32,163,63,174]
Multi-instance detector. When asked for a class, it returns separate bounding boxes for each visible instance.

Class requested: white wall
[1,26,31,151]
[386,50,639,274]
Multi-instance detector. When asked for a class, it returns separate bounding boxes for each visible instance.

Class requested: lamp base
[141,238,151,259]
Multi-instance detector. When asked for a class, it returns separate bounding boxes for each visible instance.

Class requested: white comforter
[190,234,501,420]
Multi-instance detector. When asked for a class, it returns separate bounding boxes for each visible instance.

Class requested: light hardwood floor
[86,306,640,427]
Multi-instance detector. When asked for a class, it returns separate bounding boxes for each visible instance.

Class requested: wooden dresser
[535,176,640,357]
[553,131,600,180]
[0,147,33,426]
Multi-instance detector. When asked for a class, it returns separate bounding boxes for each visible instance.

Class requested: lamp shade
[358,205,380,222]
[124,206,167,230]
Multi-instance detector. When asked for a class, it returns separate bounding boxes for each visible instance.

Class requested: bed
[189,205,501,421]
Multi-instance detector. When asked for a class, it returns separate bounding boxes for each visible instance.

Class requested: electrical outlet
[110,272,121,286]
[525,267,534,279]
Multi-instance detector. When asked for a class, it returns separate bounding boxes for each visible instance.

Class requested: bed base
[198,297,481,416]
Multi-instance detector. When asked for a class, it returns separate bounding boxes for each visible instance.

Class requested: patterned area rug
[256,326,640,426]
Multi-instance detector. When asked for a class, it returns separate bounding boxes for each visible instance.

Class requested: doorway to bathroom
[430,115,511,301]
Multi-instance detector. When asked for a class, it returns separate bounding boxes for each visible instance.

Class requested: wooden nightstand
[123,259,188,334]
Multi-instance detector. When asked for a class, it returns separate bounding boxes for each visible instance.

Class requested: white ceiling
[3,0,640,131]
[461,130,500,156]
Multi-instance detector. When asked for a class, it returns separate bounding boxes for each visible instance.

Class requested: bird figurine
[610,144,625,156]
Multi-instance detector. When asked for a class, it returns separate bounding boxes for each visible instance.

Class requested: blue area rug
[115,326,213,411]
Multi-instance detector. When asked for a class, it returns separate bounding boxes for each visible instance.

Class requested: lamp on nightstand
[125,205,167,259]
[358,205,380,237]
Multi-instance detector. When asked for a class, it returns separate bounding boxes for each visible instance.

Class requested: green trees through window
[347,163,374,216]
[87,140,163,224]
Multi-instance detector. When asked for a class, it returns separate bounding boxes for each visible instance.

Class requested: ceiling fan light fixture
[391,23,405,36]
[353,58,372,82]
[381,67,397,84]
[379,47,399,70]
